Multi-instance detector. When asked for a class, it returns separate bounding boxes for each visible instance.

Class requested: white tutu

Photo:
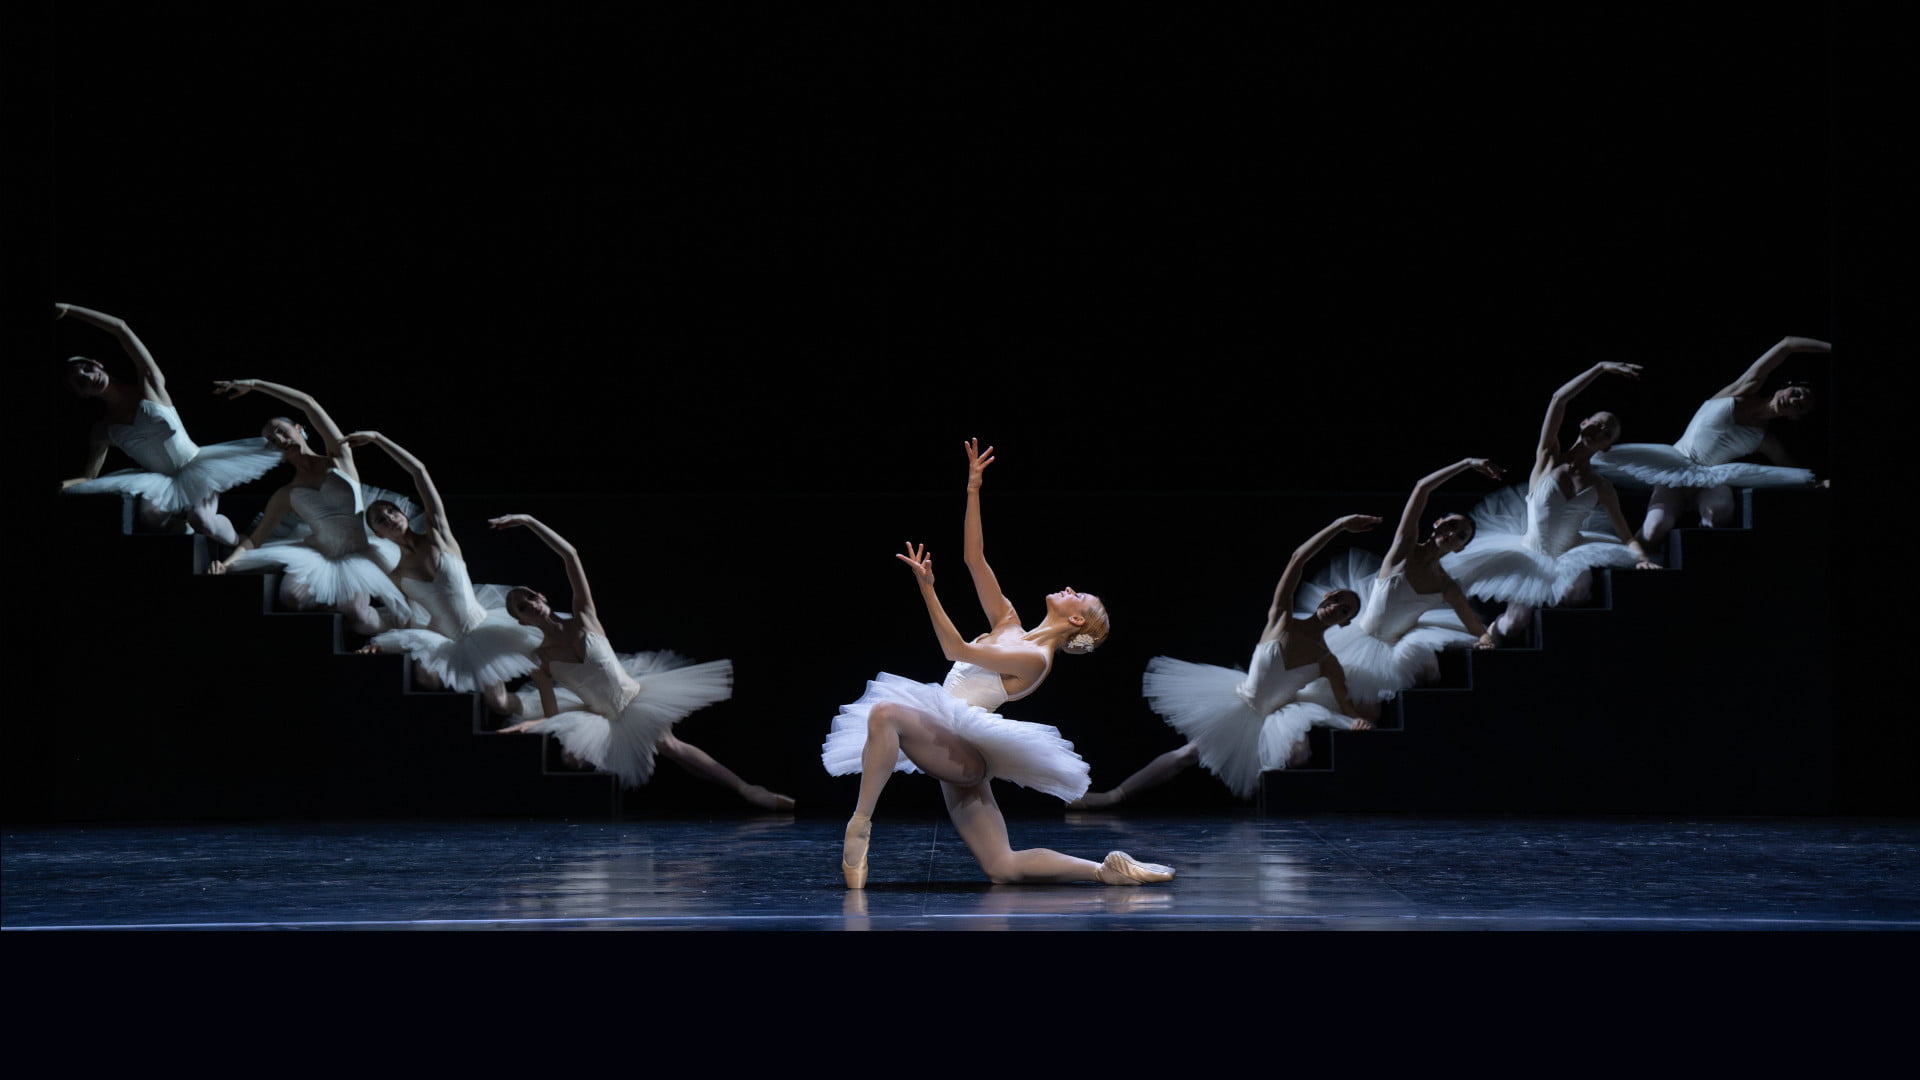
[1142,651,1345,800]
[1594,446,1814,490]
[368,552,540,692]
[227,539,408,608]
[1595,396,1816,490]
[374,621,541,692]
[224,471,408,610]
[514,638,732,789]
[1442,484,1639,607]
[66,400,281,514]
[1301,548,1476,708]
[821,670,1091,802]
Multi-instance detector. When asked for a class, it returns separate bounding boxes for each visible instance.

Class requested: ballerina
[491,514,794,810]
[1069,514,1378,809]
[1594,336,1830,546]
[348,432,541,715]
[206,379,407,637]
[826,439,1171,888]
[1298,457,1505,720]
[1440,362,1658,645]
[56,304,282,546]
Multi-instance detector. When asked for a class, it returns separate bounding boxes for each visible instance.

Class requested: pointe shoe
[742,785,796,812]
[1093,850,1174,885]
[842,815,871,890]
[1066,789,1123,810]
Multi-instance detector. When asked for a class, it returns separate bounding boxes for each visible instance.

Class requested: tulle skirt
[67,438,282,514]
[1301,550,1477,708]
[1326,624,1471,708]
[515,652,733,789]
[1595,445,1815,490]
[225,536,409,610]
[370,616,542,692]
[1141,657,1345,800]
[1443,487,1640,607]
[821,673,1091,802]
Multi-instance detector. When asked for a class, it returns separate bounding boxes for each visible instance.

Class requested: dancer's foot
[1065,789,1124,810]
[1352,718,1374,731]
[1093,851,1174,885]
[741,784,796,812]
[842,813,871,889]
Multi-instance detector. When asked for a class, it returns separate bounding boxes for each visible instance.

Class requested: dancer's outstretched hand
[1598,362,1642,380]
[1336,514,1384,533]
[896,542,935,585]
[342,431,382,448]
[1469,458,1505,480]
[965,438,995,489]
[211,379,255,399]
[488,514,534,530]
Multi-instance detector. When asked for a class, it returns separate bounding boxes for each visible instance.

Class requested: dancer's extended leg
[944,779,1173,885]
[657,733,794,810]
[942,779,1102,883]
[1067,743,1200,809]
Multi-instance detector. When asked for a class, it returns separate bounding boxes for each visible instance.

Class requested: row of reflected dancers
[56,303,1830,888]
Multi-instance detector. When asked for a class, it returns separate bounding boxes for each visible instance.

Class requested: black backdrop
[15,8,1908,813]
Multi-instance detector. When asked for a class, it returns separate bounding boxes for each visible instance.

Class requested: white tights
[852,701,1104,883]
[1640,484,1736,546]
[136,494,239,547]
[1494,569,1594,642]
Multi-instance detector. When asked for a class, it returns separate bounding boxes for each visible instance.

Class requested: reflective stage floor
[5,813,1916,930]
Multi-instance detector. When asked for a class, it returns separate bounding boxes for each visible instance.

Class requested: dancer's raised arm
[490,514,597,624]
[55,304,170,405]
[1265,514,1380,638]
[346,431,453,549]
[213,379,351,461]
[958,438,1018,629]
[896,542,1046,683]
[1534,363,1639,486]
[1714,337,1830,400]
[1384,458,1502,569]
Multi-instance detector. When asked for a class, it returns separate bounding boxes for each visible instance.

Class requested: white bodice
[1671,396,1765,466]
[1237,639,1322,715]
[107,400,199,474]
[397,551,489,638]
[289,470,371,558]
[549,633,640,717]
[942,662,1010,711]
[1355,574,1448,643]
[1525,482,1601,558]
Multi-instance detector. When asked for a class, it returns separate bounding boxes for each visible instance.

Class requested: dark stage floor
[4,813,1915,931]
